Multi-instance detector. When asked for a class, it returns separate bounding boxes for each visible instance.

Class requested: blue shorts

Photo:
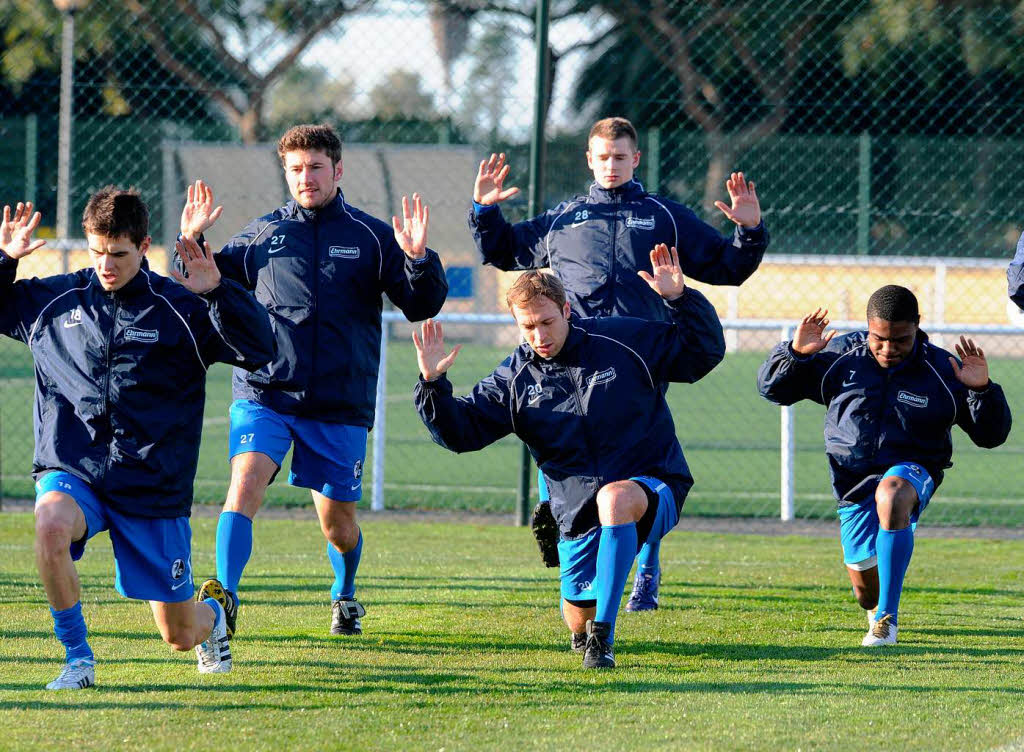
[35,472,194,602]
[838,463,935,568]
[229,399,368,501]
[558,476,680,602]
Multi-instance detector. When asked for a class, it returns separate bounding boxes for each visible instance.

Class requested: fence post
[516,0,551,527]
[780,325,795,521]
[24,114,38,205]
[371,324,388,511]
[932,261,947,349]
[856,131,871,256]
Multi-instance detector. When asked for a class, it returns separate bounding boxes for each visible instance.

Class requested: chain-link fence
[1,0,1022,524]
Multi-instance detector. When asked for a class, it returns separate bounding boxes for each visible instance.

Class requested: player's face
[283,149,343,209]
[866,318,918,368]
[512,296,572,359]
[586,136,640,189]
[87,233,149,291]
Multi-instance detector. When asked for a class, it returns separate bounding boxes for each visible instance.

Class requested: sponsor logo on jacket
[330,246,360,259]
[588,367,617,387]
[124,327,159,343]
[626,216,656,230]
[897,390,928,408]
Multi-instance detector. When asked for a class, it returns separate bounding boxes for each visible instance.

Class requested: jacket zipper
[310,213,320,402]
[102,295,119,473]
[567,365,600,479]
[608,193,619,313]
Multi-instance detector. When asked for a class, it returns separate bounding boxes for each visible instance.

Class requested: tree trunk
[702,130,734,219]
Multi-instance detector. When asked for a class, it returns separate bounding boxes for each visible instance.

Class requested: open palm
[0,202,46,259]
[792,308,835,355]
[392,193,429,259]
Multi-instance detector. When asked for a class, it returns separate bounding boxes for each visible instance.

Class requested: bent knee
[325,525,359,552]
[160,625,198,652]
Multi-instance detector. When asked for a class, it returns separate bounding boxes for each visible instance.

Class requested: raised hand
[392,193,429,259]
[792,308,835,355]
[473,153,520,206]
[180,179,223,240]
[413,319,461,382]
[638,243,686,300]
[1,202,46,259]
[950,336,989,389]
[171,234,222,294]
[713,171,761,228]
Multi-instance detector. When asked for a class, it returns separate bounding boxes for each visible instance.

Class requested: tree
[267,65,357,133]
[368,71,436,120]
[120,0,372,142]
[575,0,865,213]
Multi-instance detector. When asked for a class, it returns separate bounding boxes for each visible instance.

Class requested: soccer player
[757,286,1011,646]
[1008,231,1024,307]
[0,190,275,688]
[178,123,447,644]
[413,244,725,668]
[469,116,768,610]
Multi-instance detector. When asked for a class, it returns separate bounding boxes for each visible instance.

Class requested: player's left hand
[171,234,222,294]
[950,336,989,389]
[413,319,461,381]
[638,243,685,301]
[393,193,429,260]
[180,179,223,240]
[714,171,761,228]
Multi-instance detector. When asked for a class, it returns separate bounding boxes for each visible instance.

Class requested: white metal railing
[375,312,1024,517]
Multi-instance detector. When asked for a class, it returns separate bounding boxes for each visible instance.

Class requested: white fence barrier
[376,312,1024,518]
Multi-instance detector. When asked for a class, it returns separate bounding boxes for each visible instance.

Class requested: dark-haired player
[757,285,1011,646]
[0,189,274,687]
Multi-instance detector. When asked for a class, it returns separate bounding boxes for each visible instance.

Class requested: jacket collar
[90,258,152,300]
[587,179,646,204]
[528,317,585,364]
[289,188,347,222]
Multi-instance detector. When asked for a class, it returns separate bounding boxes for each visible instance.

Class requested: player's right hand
[0,202,46,259]
[180,179,223,240]
[473,153,520,205]
[792,308,835,355]
[413,319,461,381]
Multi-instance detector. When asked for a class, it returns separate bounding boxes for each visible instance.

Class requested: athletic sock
[635,538,661,577]
[202,597,224,636]
[51,601,93,663]
[594,522,638,643]
[875,525,915,625]
[328,528,363,601]
[216,511,253,595]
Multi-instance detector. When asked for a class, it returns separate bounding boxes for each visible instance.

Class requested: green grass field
[2,338,1023,524]
[1,513,1022,750]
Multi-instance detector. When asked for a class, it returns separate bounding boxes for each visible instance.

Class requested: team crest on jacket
[897,390,928,408]
[330,246,360,259]
[124,327,159,343]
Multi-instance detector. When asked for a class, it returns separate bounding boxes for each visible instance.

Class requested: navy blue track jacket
[415,289,726,538]
[757,332,1011,505]
[469,180,768,322]
[200,188,447,426]
[1008,231,1024,308]
[0,255,275,518]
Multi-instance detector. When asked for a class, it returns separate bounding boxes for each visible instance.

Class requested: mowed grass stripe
[1,514,1023,751]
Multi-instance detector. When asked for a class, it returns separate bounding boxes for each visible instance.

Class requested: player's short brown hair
[588,117,638,150]
[505,271,567,311]
[82,186,149,247]
[277,123,342,165]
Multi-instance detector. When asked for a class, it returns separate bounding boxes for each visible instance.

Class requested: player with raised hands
[758,286,1011,646]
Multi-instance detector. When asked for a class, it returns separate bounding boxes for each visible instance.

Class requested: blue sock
[875,526,915,625]
[202,597,224,634]
[216,511,253,595]
[51,601,93,663]
[594,522,638,643]
[635,538,661,577]
[328,529,363,601]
